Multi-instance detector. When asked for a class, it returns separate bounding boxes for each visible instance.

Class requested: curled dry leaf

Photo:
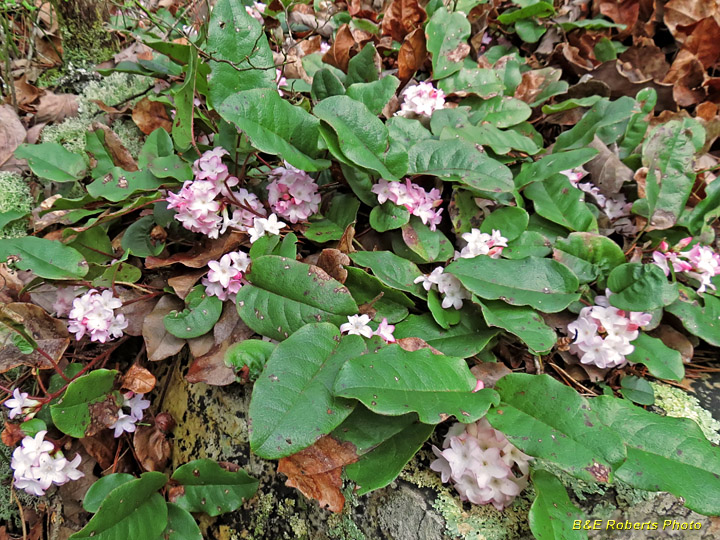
[116,290,159,337]
[14,75,41,110]
[585,136,634,196]
[337,224,356,254]
[142,295,187,361]
[322,24,357,72]
[90,123,139,171]
[277,435,359,513]
[133,423,171,472]
[382,0,427,42]
[132,97,173,135]
[398,27,427,82]
[663,0,720,43]
[145,231,245,268]
[185,311,253,386]
[122,364,157,394]
[2,422,25,447]
[86,397,121,437]
[652,325,694,364]
[316,249,350,283]
[0,303,69,374]
[35,92,79,124]
[79,432,117,470]
[396,337,443,355]
[168,269,207,300]
[0,105,27,168]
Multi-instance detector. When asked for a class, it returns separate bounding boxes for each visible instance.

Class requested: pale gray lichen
[0,440,37,528]
[650,382,720,444]
[41,72,149,164]
[0,172,32,238]
[327,481,366,540]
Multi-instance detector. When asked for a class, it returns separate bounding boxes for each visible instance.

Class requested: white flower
[248,214,287,243]
[123,392,151,421]
[11,446,35,479]
[31,453,68,486]
[340,314,374,338]
[14,476,50,496]
[110,412,137,438]
[61,454,84,481]
[5,388,39,420]
[207,256,237,288]
[21,431,54,462]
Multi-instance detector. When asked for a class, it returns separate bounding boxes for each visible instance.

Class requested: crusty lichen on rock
[651,382,720,444]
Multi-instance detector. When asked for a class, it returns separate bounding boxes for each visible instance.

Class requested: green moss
[0,172,32,238]
[651,382,720,444]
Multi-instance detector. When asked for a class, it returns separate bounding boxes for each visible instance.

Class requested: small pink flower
[374,318,395,343]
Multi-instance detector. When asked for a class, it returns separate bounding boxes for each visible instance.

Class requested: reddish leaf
[2,422,24,447]
[122,364,157,394]
[398,28,427,82]
[396,337,443,355]
[0,303,69,373]
[89,123,139,171]
[132,97,172,135]
[278,436,359,513]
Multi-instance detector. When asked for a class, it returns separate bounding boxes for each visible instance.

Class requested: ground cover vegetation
[2,0,720,537]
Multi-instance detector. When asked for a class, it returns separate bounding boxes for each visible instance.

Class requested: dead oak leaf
[133,423,171,472]
[322,24,358,72]
[382,0,427,42]
[35,91,79,123]
[0,105,27,168]
[278,436,359,513]
[122,364,157,394]
[0,303,69,374]
[398,27,427,82]
[316,249,350,283]
[142,295,187,362]
[89,123,138,171]
[132,97,172,135]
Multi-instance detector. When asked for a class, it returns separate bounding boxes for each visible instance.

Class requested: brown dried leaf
[185,316,253,385]
[398,27,427,82]
[585,136,634,196]
[142,295,187,362]
[79,432,117,470]
[168,269,207,299]
[651,325,694,363]
[0,105,27,168]
[122,364,157,394]
[396,337,443,355]
[617,44,670,81]
[35,92,79,123]
[595,0,642,38]
[86,397,120,437]
[14,75,41,110]
[664,51,707,107]
[0,303,69,373]
[470,362,511,389]
[664,0,719,43]
[382,0,427,42]
[89,123,138,171]
[132,97,172,135]
[682,17,720,69]
[0,264,25,303]
[278,436,359,513]
[133,423,171,472]
[34,34,63,66]
[316,249,350,283]
[514,67,563,105]
[2,422,24,447]
[337,224,356,254]
[322,24,357,72]
[145,231,245,268]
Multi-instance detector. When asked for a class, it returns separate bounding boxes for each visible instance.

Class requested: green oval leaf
[236,256,358,340]
[666,288,720,347]
[171,459,258,517]
[334,344,500,424]
[0,237,88,279]
[607,263,679,311]
[224,339,276,381]
[83,474,136,513]
[163,292,223,339]
[163,503,202,540]
[529,470,586,540]
[349,251,426,298]
[524,175,598,233]
[70,472,168,540]
[50,369,119,438]
[626,333,684,382]
[15,142,87,182]
[249,323,363,458]
[446,256,580,313]
[480,206,529,242]
[477,298,556,354]
[426,7,471,79]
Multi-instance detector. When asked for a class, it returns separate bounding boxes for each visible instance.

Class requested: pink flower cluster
[653,238,720,294]
[457,228,507,259]
[202,250,251,301]
[67,289,127,343]
[414,267,470,310]
[11,431,83,496]
[245,1,265,23]
[397,82,446,117]
[109,392,151,438]
[567,290,652,369]
[431,418,531,510]
[339,314,396,342]
[168,148,266,238]
[372,179,443,230]
[268,164,321,223]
